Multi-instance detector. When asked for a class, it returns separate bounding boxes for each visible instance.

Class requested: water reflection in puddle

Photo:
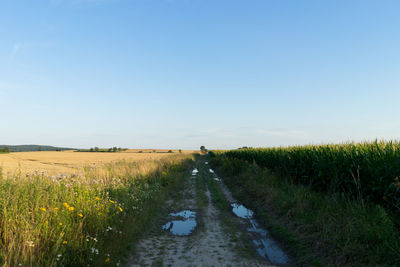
[231,203,254,219]
[192,168,198,176]
[231,203,289,264]
[205,162,208,165]
[209,169,214,173]
[162,210,197,236]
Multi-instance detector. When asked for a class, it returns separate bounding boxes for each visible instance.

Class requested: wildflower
[162,171,167,176]
[68,206,74,211]
[45,220,48,224]
[63,202,69,208]
[105,257,110,263]
[62,241,68,245]
[40,207,46,212]
[95,196,100,200]
[59,222,63,226]
[60,233,64,237]
[54,207,59,211]
[78,213,83,218]
[109,200,115,204]
[118,206,123,212]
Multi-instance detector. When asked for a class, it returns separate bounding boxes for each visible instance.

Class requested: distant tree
[108,148,112,152]
[179,149,182,153]
[153,150,156,153]
[38,146,42,151]
[113,147,117,152]
[90,148,94,152]
[200,146,206,153]
[118,147,122,151]
[94,147,99,152]
[168,150,173,153]
[4,147,9,153]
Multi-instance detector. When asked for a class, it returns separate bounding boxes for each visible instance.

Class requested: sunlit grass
[0,154,193,266]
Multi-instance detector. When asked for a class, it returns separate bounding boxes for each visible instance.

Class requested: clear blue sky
[1,0,399,149]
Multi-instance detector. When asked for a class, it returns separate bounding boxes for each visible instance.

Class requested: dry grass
[0,154,194,266]
[123,149,197,153]
[0,150,195,177]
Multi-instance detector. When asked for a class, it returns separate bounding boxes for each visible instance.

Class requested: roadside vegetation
[209,141,400,265]
[0,154,193,266]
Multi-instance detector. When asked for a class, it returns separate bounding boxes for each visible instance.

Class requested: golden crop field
[0,150,196,177]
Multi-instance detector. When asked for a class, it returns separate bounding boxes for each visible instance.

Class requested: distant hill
[0,145,75,152]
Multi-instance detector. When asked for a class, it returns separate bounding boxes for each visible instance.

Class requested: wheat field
[0,150,196,177]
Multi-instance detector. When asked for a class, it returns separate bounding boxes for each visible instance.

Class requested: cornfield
[215,140,400,211]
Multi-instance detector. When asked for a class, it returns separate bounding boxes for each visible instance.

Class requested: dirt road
[130,157,290,266]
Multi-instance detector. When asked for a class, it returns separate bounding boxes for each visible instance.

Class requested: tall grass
[0,154,193,266]
[210,155,400,265]
[217,140,400,211]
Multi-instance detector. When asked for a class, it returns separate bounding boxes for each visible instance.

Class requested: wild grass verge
[210,155,400,266]
[0,154,193,266]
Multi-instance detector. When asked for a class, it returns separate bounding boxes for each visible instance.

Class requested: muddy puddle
[209,169,221,182]
[232,203,254,219]
[230,203,289,265]
[162,210,197,236]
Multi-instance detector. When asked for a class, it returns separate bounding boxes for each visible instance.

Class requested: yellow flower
[68,206,74,211]
[60,233,64,237]
[40,207,46,212]
[118,206,123,212]
[78,213,83,218]
[54,207,59,211]
[109,200,115,204]
[63,202,69,208]
[105,257,110,263]
[95,196,100,200]
[59,222,63,226]
[62,241,67,245]
[162,171,167,176]
[45,220,48,224]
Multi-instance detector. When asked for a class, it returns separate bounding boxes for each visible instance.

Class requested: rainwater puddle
[162,210,197,236]
[192,168,198,176]
[209,169,215,173]
[231,203,289,265]
[231,203,254,219]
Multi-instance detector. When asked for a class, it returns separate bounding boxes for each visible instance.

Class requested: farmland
[209,141,400,265]
[0,151,194,266]
[217,140,400,210]
[0,150,195,178]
